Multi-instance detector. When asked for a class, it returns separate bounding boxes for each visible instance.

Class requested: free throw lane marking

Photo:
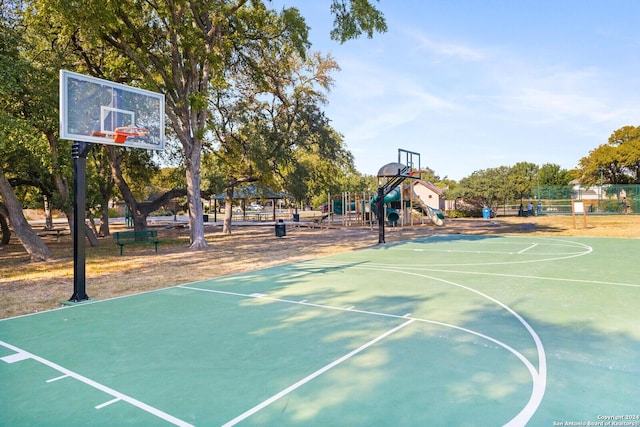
[96,397,121,410]
[1,352,30,363]
[47,374,69,383]
[0,340,194,427]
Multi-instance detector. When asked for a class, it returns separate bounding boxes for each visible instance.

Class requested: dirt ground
[2,214,639,319]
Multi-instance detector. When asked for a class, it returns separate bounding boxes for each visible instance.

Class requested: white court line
[1,351,30,363]
[518,243,538,254]
[377,236,593,267]
[221,319,416,427]
[404,248,565,255]
[0,340,193,427]
[303,263,547,426]
[308,262,640,289]
[47,374,69,383]
[96,397,121,409]
[180,283,545,426]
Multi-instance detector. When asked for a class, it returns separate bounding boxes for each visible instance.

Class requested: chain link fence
[501,184,640,215]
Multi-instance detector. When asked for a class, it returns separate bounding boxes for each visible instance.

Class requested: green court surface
[1,235,639,426]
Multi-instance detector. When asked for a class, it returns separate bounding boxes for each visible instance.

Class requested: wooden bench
[113,230,160,256]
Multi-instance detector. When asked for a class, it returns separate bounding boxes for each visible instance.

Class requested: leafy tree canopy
[579,125,640,185]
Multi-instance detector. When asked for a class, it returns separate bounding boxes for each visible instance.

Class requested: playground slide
[412,184,444,226]
[422,202,445,226]
[370,187,402,222]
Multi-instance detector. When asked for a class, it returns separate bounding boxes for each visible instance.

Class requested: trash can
[482,208,491,219]
[275,219,286,237]
[203,214,209,222]
[292,213,300,222]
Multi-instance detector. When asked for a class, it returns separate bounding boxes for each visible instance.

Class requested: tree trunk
[99,201,110,237]
[85,222,99,247]
[0,203,10,245]
[185,147,207,247]
[47,135,74,232]
[223,188,234,235]
[0,169,51,261]
[105,146,148,232]
[43,194,54,230]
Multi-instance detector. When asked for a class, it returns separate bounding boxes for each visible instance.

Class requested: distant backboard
[60,70,165,150]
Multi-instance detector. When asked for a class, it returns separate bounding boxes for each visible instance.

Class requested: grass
[1,214,639,320]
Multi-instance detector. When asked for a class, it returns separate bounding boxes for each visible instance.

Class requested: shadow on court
[1,235,639,426]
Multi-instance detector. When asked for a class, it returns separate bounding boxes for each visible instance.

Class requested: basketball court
[2,235,638,426]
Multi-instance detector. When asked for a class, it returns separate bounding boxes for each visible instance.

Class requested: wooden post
[572,200,587,229]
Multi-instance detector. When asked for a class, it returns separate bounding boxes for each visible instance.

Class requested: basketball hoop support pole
[69,141,91,302]
[377,187,385,244]
[376,166,416,244]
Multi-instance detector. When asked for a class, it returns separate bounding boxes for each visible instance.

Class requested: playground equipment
[321,150,445,241]
[369,185,402,223]
[325,179,444,228]
[374,160,413,243]
[410,180,445,226]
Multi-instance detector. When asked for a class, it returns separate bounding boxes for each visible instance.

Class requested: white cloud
[407,30,485,61]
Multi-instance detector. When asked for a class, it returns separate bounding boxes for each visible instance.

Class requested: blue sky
[268,1,640,181]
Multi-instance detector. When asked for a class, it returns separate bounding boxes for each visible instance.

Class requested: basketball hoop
[113,126,149,143]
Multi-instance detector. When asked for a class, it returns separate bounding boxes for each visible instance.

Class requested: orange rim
[113,127,149,143]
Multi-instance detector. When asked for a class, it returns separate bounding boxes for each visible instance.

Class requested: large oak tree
[29,0,386,248]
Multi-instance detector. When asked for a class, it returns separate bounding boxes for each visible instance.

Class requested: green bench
[113,230,160,256]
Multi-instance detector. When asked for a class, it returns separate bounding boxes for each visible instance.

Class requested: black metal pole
[377,186,385,244]
[69,141,91,302]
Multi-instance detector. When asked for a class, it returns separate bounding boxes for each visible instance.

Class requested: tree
[509,161,538,200]
[2,1,77,235]
[0,12,54,259]
[0,169,52,261]
[536,163,573,200]
[538,163,571,186]
[28,0,387,248]
[448,166,512,210]
[611,126,640,183]
[105,145,187,230]
[579,125,640,185]
[0,202,10,245]
[329,0,387,43]
[88,147,116,236]
[209,44,341,234]
[284,132,357,209]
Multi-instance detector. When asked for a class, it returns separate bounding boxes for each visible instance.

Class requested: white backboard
[60,70,165,150]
